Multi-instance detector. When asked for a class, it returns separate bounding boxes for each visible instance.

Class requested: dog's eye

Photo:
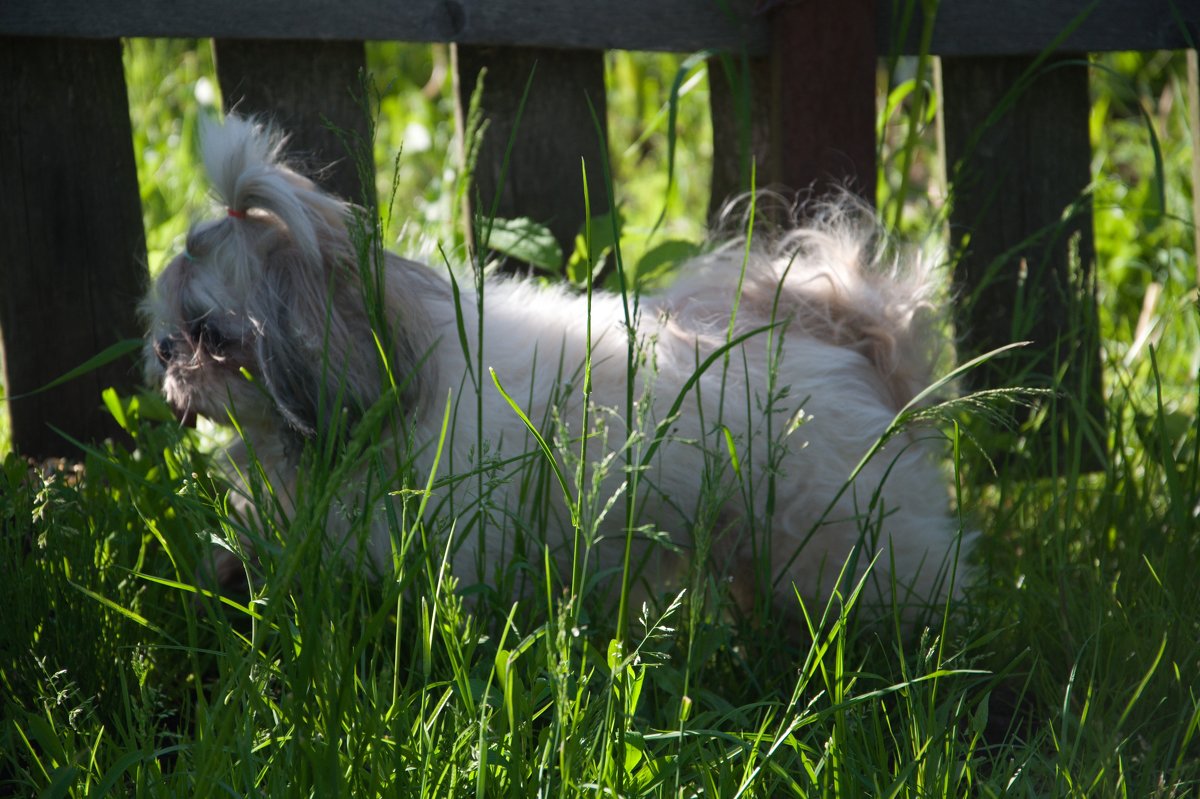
[190,319,230,356]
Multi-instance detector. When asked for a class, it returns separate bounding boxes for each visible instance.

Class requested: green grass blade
[489,367,577,528]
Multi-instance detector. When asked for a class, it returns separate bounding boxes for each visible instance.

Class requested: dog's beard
[160,362,232,426]
[151,323,271,429]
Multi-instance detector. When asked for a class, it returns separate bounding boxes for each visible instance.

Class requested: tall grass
[1,41,1198,797]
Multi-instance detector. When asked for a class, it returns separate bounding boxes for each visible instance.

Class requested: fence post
[708,55,774,219]
[453,45,609,269]
[0,37,147,458]
[213,40,375,210]
[711,0,877,215]
[942,55,1105,471]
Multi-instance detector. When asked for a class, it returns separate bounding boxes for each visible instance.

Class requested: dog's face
[141,119,382,441]
[143,242,277,428]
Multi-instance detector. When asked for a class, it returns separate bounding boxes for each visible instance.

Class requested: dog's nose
[154,337,175,365]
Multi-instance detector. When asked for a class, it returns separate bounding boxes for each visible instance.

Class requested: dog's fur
[143,114,968,616]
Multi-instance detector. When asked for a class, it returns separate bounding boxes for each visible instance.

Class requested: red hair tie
[227,208,247,219]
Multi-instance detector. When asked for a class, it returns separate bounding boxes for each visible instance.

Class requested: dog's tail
[713,195,945,411]
[187,114,352,279]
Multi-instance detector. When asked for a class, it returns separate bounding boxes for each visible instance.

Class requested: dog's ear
[249,246,379,443]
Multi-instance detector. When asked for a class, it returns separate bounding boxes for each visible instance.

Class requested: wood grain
[0,38,147,457]
[454,45,609,269]
[0,0,768,54]
[214,39,375,208]
[708,55,775,219]
[2,0,1193,55]
[884,0,1198,56]
[771,0,878,206]
[710,0,877,216]
[942,55,1106,470]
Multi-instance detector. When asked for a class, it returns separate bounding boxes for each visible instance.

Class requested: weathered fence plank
[214,40,375,208]
[708,55,773,218]
[453,45,609,267]
[772,0,877,204]
[885,0,1198,57]
[0,37,147,458]
[942,55,1105,469]
[2,0,1194,55]
[0,0,768,55]
[709,0,877,215]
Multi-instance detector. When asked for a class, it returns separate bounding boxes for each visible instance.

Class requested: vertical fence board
[708,55,774,219]
[771,0,877,205]
[213,39,375,209]
[942,55,1105,470]
[710,0,877,219]
[0,37,147,458]
[453,45,608,268]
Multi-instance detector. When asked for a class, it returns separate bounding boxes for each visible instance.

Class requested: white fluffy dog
[143,114,968,618]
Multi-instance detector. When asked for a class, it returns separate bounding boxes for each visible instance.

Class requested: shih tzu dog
[143,114,969,618]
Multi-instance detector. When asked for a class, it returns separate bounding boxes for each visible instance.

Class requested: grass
[1,41,1199,797]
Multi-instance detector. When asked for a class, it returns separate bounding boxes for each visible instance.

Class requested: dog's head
[142,115,382,441]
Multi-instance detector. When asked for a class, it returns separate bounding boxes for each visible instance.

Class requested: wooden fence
[1,0,1197,460]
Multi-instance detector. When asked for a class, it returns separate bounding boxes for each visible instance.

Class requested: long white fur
[143,114,969,617]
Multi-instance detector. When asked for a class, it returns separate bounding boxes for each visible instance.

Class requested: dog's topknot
[186,114,351,280]
[200,113,289,211]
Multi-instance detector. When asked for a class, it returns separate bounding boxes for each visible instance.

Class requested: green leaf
[607,637,624,672]
[41,764,79,799]
[22,713,70,770]
[88,748,153,799]
[634,239,701,287]
[623,740,644,772]
[69,581,172,641]
[485,216,563,271]
[969,692,991,737]
[568,210,620,284]
[721,425,742,480]
[102,388,130,433]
